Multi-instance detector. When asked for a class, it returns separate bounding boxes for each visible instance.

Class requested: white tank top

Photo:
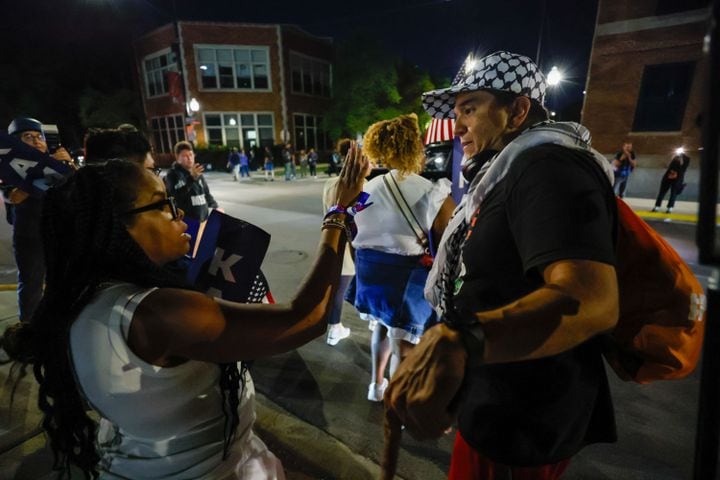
[69,283,284,479]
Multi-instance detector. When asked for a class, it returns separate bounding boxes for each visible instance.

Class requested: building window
[290,53,331,97]
[151,115,185,153]
[204,112,275,149]
[143,50,178,98]
[196,46,270,91]
[632,62,695,132]
[293,113,330,151]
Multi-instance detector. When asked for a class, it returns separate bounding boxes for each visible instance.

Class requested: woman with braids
[2,146,369,479]
[349,113,455,402]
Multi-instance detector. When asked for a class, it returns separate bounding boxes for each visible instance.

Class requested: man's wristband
[444,306,485,369]
[457,322,486,369]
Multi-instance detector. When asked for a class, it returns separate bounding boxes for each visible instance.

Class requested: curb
[254,392,387,480]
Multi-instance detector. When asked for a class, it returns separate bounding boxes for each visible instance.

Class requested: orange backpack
[604,198,706,384]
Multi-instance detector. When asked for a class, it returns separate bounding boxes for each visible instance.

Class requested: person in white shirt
[1,151,369,479]
[350,113,455,401]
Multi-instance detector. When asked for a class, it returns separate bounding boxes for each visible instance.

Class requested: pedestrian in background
[612,141,637,198]
[652,148,691,213]
[322,139,358,346]
[4,118,75,323]
[308,147,319,178]
[298,149,308,178]
[165,141,220,222]
[283,143,294,181]
[263,145,275,181]
[227,146,241,181]
[349,114,455,402]
[239,148,250,179]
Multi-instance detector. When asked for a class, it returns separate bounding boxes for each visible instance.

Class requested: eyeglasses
[20,132,45,142]
[123,196,180,220]
[147,167,162,176]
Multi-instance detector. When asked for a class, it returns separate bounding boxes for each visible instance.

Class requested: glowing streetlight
[547,66,563,86]
[189,98,200,113]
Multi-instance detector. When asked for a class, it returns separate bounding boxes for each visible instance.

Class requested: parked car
[421,141,453,181]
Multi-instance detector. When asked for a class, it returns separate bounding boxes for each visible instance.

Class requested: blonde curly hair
[363,113,424,175]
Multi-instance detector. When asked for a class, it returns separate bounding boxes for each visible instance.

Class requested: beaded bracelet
[322,217,353,240]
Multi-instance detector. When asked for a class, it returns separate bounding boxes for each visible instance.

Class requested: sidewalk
[0,196,712,479]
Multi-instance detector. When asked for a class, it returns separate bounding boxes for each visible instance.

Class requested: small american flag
[247,271,274,304]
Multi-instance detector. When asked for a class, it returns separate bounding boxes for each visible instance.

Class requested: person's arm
[129,228,347,364]
[470,258,617,363]
[202,177,219,209]
[129,144,369,365]
[164,168,195,198]
[430,196,456,249]
[383,258,618,439]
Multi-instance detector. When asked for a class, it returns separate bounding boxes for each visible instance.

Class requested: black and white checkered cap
[422,51,547,119]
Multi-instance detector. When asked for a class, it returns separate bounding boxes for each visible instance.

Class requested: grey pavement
[0,170,717,479]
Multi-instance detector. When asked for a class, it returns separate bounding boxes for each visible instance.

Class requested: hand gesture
[334,141,370,207]
[52,147,78,170]
[384,323,467,440]
[190,163,204,179]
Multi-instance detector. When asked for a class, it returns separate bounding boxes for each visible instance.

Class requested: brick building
[133,21,333,160]
[581,0,711,198]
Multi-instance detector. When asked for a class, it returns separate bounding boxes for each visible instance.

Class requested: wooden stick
[381,407,403,480]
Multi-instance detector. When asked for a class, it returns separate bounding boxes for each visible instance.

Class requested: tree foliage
[323,35,440,141]
[78,88,144,131]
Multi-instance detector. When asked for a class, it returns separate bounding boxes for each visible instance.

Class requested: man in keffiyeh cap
[383,51,620,479]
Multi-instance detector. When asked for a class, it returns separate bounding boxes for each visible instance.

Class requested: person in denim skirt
[349,113,455,402]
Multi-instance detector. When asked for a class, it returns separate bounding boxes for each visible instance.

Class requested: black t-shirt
[455,144,617,466]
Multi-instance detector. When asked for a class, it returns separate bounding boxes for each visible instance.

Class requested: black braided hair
[3,160,244,478]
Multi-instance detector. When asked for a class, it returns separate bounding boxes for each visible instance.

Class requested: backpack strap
[382,172,429,252]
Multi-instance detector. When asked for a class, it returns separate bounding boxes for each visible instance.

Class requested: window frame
[631,61,696,133]
[142,48,178,99]
[292,112,331,151]
[150,114,186,153]
[194,44,272,92]
[203,111,276,149]
[289,51,332,98]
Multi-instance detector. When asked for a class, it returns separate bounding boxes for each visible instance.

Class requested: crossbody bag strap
[382,172,429,250]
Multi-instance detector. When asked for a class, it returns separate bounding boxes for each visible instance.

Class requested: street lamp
[547,66,563,86]
[546,66,563,120]
[189,97,200,114]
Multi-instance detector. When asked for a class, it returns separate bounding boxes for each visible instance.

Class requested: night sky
[1,0,598,140]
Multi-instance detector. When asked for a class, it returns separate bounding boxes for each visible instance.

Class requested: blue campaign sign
[186,210,272,303]
[0,132,73,196]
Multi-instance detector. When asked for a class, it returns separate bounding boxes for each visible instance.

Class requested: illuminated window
[204,112,274,149]
[196,46,270,91]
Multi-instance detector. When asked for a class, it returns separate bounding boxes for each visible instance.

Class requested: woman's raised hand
[335,141,370,207]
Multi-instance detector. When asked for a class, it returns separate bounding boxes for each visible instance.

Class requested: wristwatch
[458,321,486,369]
[445,305,485,369]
